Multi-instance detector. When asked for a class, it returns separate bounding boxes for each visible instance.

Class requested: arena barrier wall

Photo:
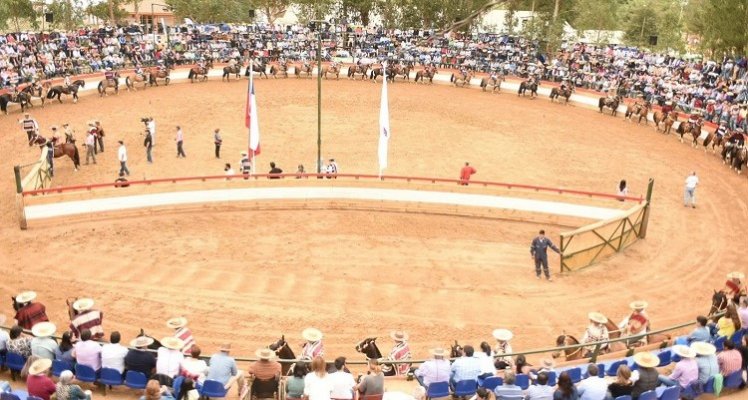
[560,179,655,272]
[14,146,52,230]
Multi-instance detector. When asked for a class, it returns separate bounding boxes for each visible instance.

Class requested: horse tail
[98,81,104,93]
[46,88,57,99]
[450,73,455,83]
[73,145,80,167]
[125,76,131,89]
[188,69,195,79]
[0,97,7,113]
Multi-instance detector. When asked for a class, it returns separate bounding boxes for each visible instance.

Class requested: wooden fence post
[639,178,654,239]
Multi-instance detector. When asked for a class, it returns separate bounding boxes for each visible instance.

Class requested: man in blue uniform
[530,229,561,281]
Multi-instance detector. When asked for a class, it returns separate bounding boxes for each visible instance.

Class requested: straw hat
[629,300,648,310]
[130,336,155,348]
[540,358,555,369]
[727,272,745,280]
[28,359,52,376]
[72,298,94,312]
[161,337,185,351]
[302,328,323,342]
[15,291,37,304]
[32,322,56,338]
[390,330,409,342]
[588,312,608,324]
[691,342,716,356]
[219,343,232,352]
[255,348,276,360]
[633,352,659,368]
[430,347,446,357]
[672,345,696,359]
[492,329,513,341]
[166,317,188,329]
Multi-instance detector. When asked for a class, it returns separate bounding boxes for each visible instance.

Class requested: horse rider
[69,298,104,340]
[633,94,647,113]
[724,272,747,305]
[492,328,514,369]
[134,63,144,78]
[716,122,728,141]
[104,67,115,84]
[618,300,650,343]
[167,316,197,355]
[63,73,71,87]
[49,126,61,145]
[301,328,324,359]
[688,109,704,132]
[559,78,570,93]
[157,60,167,74]
[386,330,412,376]
[197,58,207,72]
[581,312,609,355]
[13,291,49,330]
[228,57,238,70]
[62,123,75,143]
[18,112,40,145]
[661,101,674,119]
[239,151,251,176]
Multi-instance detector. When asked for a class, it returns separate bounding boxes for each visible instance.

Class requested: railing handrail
[22,173,644,203]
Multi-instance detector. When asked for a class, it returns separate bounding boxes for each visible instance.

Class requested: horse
[450,71,473,88]
[354,337,397,376]
[549,86,574,104]
[518,81,539,98]
[21,81,48,107]
[625,102,651,124]
[268,335,297,376]
[450,340,463,359]
[414,66,437,84]
[148,67,171,86]
[125,72,150,91]
[0,92,33,114]
[369,66,386,82]
[480,74,505,93]
[321,64,340,80]
[294,63,312,79]
[552,333,584,361]
[676,121,701,145]
[709,290,729,318]
[732,146,748,174]
[653,111,677,134]
[393,64,412,81]
[97,72,120,96]
[347,64,369,80]
[188,62,212,83]
[696,130,716,153]
[29,134,81,170]
[269,61,289,79]
[598,96,621,116]
[245,62,268,79]
[222,64,242,81]
[46,80,85,104]
[604,319,628,352]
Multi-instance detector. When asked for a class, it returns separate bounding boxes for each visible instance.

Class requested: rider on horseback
[618,300,650,346]
[560,79,569,92]
[689,110,704,133]
[386,331,412,376]
[301,328,324,359]
[633,94,646,113]
[63,123,75,143]
[661,101,674,119]
[492,329,514,369]
[724,272,747,305]
[63,73,71,87]
[135,63,144,78]
[157,60,167,74]
[104,67,115,84]
[581,312,609,355]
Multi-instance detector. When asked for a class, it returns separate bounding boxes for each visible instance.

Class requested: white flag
[378,61,390,173]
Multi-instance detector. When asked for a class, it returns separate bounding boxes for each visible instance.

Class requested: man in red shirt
[460,162,476,186]
[14,291,48,330]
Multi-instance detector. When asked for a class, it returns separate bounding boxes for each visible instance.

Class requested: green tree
[687,0,748,56]
[47,0,86,30]
[621,0,684,50]
[86,0,128,24]
[572,0,619,44]
[0,0,37,32]
[254,0,292,25]
[165,0,253,23]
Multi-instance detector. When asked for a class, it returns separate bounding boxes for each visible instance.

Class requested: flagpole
[249,57,255,175]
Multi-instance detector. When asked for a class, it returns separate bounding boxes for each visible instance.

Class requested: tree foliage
[47,0,86,30]
[687,0,748,57]
[165,0,253,23]
[0,0,37,32]
[620,0,684,51]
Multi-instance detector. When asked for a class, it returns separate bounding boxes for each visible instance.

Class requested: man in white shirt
[101,331,129,374]
[175,126,186,158]
[329,357,356,400]
[156,336,185,379]
[684,171,699,208]
[577,364,608,400]
[147,117,156,145]
[525,372,554,400]
[118,140,130,176]
[85,130,97,165]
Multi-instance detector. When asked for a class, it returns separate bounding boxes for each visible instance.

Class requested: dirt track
[0,76,745,364]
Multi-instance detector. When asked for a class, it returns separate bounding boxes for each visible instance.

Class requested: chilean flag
[245,68,261,158]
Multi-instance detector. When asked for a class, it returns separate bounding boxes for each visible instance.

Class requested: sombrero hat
[727,272,745,280]
[691,342,716,356]
[160,336,185,351]
[633,352,659,368]
[430,347,446,357]
[492,329,513,341]
[219,343,232,352]
[72,298,94,312]
[255,348,276,360]
[390,330,409,342]
[28,359,52,376]
[540,358,555,369]
[130,336,155,348]
[302,328,323,342]
[32,322,56,338]
[672,345,696,358]
[15,291,37,303]
[629,300,648,310]
[166,317,188,329]
[588,312,608,324]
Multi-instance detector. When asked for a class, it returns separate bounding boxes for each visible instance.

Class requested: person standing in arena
[684,171,699,208]
[459,162,476,185]
[214,129,223,159]
[175,126,186,158]
[18,112,39,145]
[118,140,130,176]
[530,230,561,281]
[94,121,105,153]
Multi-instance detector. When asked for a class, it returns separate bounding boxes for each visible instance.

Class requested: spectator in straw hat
[206,343,245,395]
[692,341,718,385]
[69,298,104,341]
[166,317,196,355]
[13,291,49,330]
[26,358,55,400]
[387,330,412,376]
[492,329,514,369]
[581,312,609,356]
[414,347,450,388]
[630,352,659,399]
[126,336,157,378]
[180,346,209,385]
[156,337,185,383]
[73,329,101,372]
[249,348,282,381]
[31,322,58,361]
[301,328,325,360]
[102,331,128,374]
[658,345,698,390]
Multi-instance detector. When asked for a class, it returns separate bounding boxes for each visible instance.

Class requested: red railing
[22,173,644,203]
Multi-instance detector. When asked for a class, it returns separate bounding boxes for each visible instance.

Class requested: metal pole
[151,4,155,38]
[317,30,322,173]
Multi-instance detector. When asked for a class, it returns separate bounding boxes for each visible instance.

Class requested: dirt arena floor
[0,75,746,371]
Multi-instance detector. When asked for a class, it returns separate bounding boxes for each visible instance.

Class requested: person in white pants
[684,171,699,208]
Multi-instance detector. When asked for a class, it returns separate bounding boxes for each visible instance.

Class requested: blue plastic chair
[199,379,228,399]
[681,381,699,400]
[546,371,557,387]
[638,390,657,400]
[426,382,450,399]
[480,376,502,391]
[703,376,716,394]
[515,374,530,390]
[124,371,148,390]
[724,370,744,388]
[607,360,626,376]
[567,367,582,383]
[99,367,123,394]
[1,393,24,400]
[75,364,97,384]
[5,352,26,380]
[714,336,726,352]
[172,375,185,400]
[657,350,671,367]
[52,360,73,377]
[658,386,681,400]
[614,396,632,400]
[26,396,43,400]
[454,379,477,397]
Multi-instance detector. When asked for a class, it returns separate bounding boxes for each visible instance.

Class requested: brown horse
[188,62,212,83]
[696,130,716,152]
[222,64,242,81]
[148,67,171,86]
[653,111,677,134]
[393,64,412,81]
[21,81,49,107]
[369,66,386,82]
[321,64,340,80]
[29,134,81,170]
[269,61,289,79]
[451,71,474,88]
[0,92,33,114]
[347,64,369,80]
[598,96,621,116]
[414,66,437,84]
[125,72,150,91]
[46,80,85,104]
[549,86,574,104]
[604,319,627,352]
[97,72,120,96]
[676,121,701,145]
[552,333,585,361]
[625,102,650,124]
[295,63,312,78]
[480,74,505,93]
[268,335,297,376]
